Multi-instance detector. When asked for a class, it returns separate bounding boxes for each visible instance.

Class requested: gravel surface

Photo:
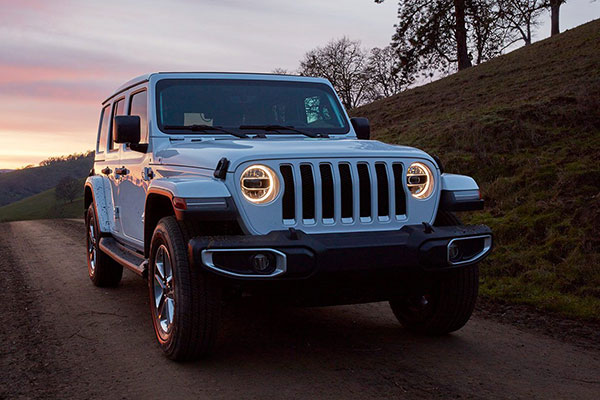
[1,219,599,399]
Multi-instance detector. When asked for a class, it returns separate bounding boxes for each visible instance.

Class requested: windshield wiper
[239,124,327,138]
[163,124,248,138]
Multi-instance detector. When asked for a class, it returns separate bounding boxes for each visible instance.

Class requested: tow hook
[422,222,435,234]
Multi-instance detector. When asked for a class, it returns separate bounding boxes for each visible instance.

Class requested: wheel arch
[84,185,93,215]
[144,189,176,257]
[143,186,244,258]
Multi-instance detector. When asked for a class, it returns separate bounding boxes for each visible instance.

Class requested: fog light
[252,253,271,272]
[448,242,462,262]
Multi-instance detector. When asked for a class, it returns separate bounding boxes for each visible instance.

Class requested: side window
[97,105,111,153]
[109,98,125,150]
[129,90,148,143]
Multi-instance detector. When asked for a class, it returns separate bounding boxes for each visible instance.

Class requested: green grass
[0,184,84,222]
[354,19,600,320]
[0,154,92,207]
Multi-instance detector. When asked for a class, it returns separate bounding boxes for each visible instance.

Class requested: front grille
[280,160,407,225]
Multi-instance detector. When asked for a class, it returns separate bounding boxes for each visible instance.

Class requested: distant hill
[0,169,13,174]
[0,178,85,222]
[354,20,600,319]
[0,153,93,207]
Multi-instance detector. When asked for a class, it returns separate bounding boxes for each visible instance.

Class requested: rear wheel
[86,204,122,287]
[148,216,222,361]
[389,210,479,335]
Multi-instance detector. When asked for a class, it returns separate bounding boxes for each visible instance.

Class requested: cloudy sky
[0,0,597,169]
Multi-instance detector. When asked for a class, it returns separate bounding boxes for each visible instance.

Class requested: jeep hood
[154,138,435,172]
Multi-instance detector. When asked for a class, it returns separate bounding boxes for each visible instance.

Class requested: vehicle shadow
[119,271,469,362]
[116,272,499,398]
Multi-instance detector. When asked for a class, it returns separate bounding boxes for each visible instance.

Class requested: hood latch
[214,157,230,179]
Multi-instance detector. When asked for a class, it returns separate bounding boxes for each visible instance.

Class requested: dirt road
[1,219,599,399]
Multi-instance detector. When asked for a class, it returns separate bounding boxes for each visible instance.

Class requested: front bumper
[188,224,492,281]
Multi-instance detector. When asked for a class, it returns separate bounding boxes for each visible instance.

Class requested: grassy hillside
[354,20,600,320]
[0,154,93,207]
[0,180,84,222]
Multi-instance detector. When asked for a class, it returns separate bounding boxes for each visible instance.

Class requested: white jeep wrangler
[85,72,492,360]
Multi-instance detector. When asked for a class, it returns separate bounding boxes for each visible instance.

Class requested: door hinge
[143,167,154,181]
[114,206,120,220]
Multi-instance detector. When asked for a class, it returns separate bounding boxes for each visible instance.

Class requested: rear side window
[109,98,126,150]
[129,90,148,143]
[97,105,110,153]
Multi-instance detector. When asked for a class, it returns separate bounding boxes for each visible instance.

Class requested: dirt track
[1,219,599,399]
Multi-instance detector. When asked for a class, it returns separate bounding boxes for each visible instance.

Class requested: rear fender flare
[85,176,114,234]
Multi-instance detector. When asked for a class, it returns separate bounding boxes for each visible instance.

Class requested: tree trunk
[454,0,472,70]
[550,0,560,36]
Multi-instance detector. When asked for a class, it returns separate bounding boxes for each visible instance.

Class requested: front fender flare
[146,177,232,200]
[439,173,483,212]
[143,177,236,257]
[441,173,480,191]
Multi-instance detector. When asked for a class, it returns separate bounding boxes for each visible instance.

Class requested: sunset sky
[0,0,598,169]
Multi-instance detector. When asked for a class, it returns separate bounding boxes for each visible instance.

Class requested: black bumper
[188,224,492,281]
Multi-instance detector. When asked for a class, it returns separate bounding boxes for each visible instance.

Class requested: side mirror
[114,115,141,144]
[351,117,370,140]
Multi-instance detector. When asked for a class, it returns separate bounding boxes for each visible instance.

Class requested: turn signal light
[172,197,187,210]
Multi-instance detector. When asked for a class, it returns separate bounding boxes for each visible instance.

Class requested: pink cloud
[0,81,107,103]
[0,64,109,84]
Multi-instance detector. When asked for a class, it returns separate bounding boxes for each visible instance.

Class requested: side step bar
[99,237,147,278]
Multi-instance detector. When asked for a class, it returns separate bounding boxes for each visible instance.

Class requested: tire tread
[149,217,221,360]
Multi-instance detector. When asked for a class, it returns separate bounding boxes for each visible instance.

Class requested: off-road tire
[434,209,462,226]
[148,216,222,361]
[389,210,479,335]
[86,204,123,287]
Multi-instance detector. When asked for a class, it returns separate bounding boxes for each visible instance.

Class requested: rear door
[94,104,114,228]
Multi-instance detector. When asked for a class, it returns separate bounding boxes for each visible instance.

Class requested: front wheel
[148,216,222,361]
[389,210,478,335]
[389,264,479,335]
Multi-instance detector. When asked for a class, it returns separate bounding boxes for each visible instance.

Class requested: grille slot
[392,163,406,215]
[280,165,295,220]
[339,163,353,219]
[300,164,315,220]
[319,164,334,219]
[357,163,371,218]
[375,163,389,217]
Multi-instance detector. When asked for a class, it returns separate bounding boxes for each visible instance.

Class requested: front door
[116,89,150,246]
[105,97,126,237]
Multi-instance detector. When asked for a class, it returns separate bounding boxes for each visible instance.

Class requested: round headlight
[407,162,434,199]
[240,165,280,204]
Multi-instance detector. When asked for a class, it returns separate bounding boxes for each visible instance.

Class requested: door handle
[101,167,112,175]
[114,167,129,176]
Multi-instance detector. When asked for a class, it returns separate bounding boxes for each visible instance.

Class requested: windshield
[156,79,349,135]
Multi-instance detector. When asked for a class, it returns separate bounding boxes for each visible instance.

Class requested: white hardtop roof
[103,72,330,104]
